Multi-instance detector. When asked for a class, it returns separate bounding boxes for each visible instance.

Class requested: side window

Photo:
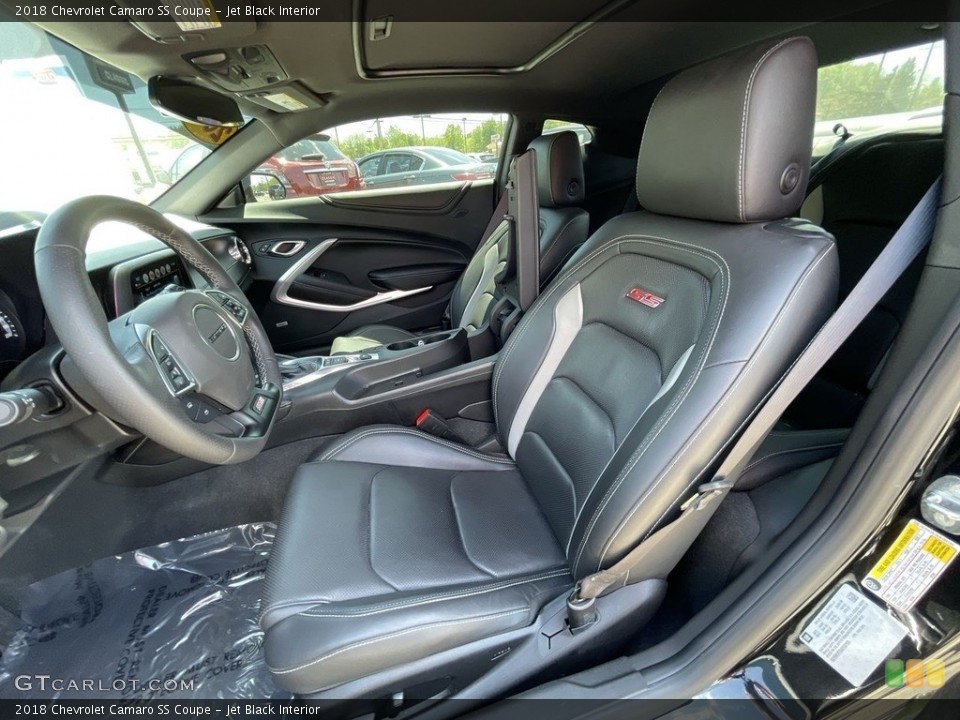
[247,113,507,201]
[814,40,944,157]
[357,155,382,177]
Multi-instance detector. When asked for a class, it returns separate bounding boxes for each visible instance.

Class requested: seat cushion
[329,324,417,355]
[261,426,572,694]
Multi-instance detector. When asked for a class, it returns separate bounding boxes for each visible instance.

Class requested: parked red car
[258,135,364,197]
[170,134,363,198]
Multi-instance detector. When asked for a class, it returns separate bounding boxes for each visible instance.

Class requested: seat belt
[506,149,540,312]
[567,179,942,628]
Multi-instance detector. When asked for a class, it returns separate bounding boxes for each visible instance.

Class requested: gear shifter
[278,356,321,381]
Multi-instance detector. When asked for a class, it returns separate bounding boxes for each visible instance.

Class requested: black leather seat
[262,37,838,699]
[329,131,589,354]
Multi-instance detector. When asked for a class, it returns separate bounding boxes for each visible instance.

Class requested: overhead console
[184,43,327,113]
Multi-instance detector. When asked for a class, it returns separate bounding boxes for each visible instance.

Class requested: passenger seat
[328,131,589,354]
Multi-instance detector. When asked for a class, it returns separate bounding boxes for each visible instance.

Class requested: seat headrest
[636,36,818,224]
[528,131,585,208]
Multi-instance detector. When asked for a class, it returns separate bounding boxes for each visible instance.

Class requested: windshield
[0,21,243,218]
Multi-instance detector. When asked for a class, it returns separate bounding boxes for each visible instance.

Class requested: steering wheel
[34,196,282,465]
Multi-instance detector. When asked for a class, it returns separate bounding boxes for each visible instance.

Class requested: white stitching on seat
[737,38,797,222]
[568,236,729,569]
[267,608,529,676]
[594,245,835,571]
[295,569,570,619]
[635,81,671,197]
[320,427,515,465]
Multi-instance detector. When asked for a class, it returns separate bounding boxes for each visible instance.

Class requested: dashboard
[0,215,253,383]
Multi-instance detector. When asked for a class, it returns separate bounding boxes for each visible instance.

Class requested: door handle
[267,240,306,257]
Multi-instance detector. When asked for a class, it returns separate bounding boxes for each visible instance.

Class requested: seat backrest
[447,131,590,331]
[784,132,944,428]
[491,37,840,579]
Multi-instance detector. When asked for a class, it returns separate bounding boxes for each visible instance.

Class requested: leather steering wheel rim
[34,195,282,465]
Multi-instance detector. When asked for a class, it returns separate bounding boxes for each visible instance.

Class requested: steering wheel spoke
[141,327,198,396]
[204,289,250,326]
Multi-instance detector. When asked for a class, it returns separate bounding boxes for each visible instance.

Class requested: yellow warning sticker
[862,519,959,613]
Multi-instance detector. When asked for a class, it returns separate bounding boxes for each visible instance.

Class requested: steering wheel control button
[206,290,249,325]
[151,335,170,362]
[181,397,202,421]
[145,329,197,397]
[197,403,217,423]
[193,305,241,361]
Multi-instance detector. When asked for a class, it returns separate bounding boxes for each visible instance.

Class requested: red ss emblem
[626,288,665,308]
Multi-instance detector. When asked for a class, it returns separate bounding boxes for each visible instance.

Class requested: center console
[271,326,497,445]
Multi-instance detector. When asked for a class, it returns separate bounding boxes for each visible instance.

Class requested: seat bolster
[735,427,848,490]
[319,424,515,471]
[263,570,571,694]
[330,325,417,355]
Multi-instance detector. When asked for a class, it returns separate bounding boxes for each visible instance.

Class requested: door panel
[203,180,495,353]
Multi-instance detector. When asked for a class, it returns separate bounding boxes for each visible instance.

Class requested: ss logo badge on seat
[626,288,665,308]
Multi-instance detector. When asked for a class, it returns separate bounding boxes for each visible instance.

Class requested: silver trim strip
[507,283,583,457]
[270,239,432,312]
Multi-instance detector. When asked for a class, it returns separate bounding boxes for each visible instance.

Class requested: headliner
[17,0,948,144]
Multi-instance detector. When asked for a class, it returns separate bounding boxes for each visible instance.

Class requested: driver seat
[262,37,837,700]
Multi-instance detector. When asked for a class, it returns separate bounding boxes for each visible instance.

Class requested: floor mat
[0,522,291,699]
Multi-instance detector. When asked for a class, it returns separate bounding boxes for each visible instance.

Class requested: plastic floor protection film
[0,522,292,699]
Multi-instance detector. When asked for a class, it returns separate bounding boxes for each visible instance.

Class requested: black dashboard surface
[0,215,252,383]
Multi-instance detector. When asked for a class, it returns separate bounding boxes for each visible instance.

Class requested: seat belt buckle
[415,409,464,443]
[566,583,599,634]
[489,295,521,344]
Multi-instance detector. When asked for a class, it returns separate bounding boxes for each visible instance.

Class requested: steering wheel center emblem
[193,305,240,361]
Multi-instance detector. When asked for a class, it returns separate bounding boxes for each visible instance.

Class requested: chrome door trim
[270,239,432,312]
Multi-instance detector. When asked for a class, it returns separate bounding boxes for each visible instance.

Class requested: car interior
[1,6,959,714]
